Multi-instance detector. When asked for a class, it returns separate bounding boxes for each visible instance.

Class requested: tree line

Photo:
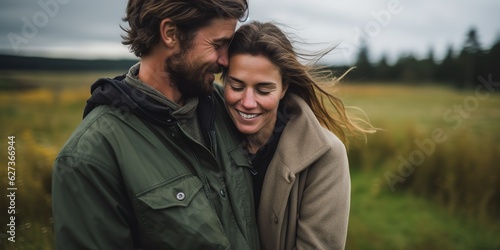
[0,54,137,72]
[334,27,500,90]
[1,27,498,90]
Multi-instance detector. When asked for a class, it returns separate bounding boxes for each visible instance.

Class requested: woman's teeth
[238,111,258,119]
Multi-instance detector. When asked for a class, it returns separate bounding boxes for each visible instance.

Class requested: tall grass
[0,131,56,250]
[379,127,500,222]
[341,83,500,223]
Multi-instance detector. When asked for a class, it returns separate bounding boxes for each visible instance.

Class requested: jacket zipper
[207,95,218,157]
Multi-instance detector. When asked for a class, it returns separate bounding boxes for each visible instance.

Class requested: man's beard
[165,49,221,99]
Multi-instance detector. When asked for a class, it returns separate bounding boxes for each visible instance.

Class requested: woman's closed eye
[256,88,272,95]
[229,84,244,92]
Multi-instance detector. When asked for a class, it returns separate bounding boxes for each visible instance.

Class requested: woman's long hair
[222,21,376,143]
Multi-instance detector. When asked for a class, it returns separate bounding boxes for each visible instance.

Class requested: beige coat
[258,94,350,250]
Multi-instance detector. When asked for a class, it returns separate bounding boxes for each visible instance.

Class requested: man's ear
[160,18,177,48]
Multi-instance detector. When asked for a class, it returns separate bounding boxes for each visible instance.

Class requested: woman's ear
[160,18,177,48]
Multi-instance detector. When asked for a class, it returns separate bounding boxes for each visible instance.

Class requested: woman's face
[224,54,287,137]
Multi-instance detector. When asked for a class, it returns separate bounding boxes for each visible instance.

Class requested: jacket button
[176,192,185,201]
[274,216,278,224]
[219,189,226,198]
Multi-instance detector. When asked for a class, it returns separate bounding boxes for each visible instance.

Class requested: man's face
[166,18,237,98]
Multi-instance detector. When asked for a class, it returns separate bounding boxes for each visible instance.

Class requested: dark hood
[83,74,217,145]
[83,74,177,126]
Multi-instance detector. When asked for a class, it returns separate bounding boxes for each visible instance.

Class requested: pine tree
[375,53,391,81]
[459,27,482,89]
[436,45,456,86]
[354,40,374,81]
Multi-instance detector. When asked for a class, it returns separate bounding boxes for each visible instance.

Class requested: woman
[222,21,374,249]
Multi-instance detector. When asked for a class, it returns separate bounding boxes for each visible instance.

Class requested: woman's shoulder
[321,127,348,158]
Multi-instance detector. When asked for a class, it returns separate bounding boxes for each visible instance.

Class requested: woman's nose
[241,90,257,109]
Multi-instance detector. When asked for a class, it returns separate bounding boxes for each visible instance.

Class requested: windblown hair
[222,21,376,143]
[121,0,249,57]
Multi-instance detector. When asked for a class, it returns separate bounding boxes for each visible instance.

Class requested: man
[51,0,259,249]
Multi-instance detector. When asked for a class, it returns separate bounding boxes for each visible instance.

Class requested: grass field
[0,71,499,249]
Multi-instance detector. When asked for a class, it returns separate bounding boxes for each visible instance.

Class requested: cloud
[0,0,128,57]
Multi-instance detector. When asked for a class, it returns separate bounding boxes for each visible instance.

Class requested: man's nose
[217,48,229,68]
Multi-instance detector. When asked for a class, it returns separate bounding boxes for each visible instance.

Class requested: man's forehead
[197,18,237,40]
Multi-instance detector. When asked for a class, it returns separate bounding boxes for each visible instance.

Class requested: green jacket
[52,75,260,249]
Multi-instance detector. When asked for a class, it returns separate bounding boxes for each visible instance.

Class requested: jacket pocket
[136,175,230,249]
[138,174,203,209]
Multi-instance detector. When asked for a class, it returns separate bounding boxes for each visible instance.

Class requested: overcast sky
[0,0,499,65]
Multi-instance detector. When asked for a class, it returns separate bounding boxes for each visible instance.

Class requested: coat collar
[271,94,331,177]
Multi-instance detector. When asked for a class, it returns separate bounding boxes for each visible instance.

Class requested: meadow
[0,71,499,249]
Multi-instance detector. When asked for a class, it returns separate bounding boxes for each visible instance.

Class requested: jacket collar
[83,74,219,137]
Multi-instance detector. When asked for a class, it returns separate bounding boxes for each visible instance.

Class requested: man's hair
[121,0,248,57]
